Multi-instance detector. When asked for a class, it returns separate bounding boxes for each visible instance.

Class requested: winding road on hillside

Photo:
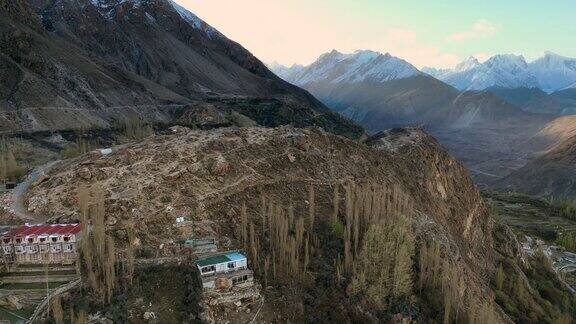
[9,161,60,222]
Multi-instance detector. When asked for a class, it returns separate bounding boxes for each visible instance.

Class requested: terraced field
[484,191,576,241]
[0,265,79,322]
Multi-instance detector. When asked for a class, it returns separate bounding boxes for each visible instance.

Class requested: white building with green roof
[195,251,253,291]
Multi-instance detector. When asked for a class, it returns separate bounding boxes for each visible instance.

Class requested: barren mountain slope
[22,126,571,322]
[497,132,576,199]
[487,87,564,114]
[26,127,491,258]
[0,0,362,137]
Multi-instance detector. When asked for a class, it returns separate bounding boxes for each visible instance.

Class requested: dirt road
[9,161,59,222]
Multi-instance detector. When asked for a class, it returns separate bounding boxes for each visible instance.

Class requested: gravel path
[10,161,59,223]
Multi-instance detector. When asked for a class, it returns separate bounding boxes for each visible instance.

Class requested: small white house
[196,251,253,290]
[197,251,247,276]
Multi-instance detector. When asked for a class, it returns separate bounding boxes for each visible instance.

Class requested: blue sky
[182,0,576,68]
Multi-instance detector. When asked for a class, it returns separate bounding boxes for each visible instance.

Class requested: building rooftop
[226,252,245,262]
[1,224,82,239]
[196,252,246,267]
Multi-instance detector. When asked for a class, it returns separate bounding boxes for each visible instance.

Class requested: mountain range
[272,51,576,117]
[424,52,576,93]
[0,0,362,137]
[269,49,576,183]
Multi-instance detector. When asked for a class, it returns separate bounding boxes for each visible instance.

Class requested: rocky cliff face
[0,0,362,138]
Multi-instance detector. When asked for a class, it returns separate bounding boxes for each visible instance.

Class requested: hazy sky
[179,0,576,68]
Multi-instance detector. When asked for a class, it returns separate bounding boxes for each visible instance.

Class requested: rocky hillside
[497,133,576,199]
[494,116,576,199]
[22,126,573,322]
[487,87,576,115]
[0,0,362,137]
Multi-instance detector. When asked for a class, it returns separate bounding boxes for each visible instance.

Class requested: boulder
[77,167,92,181]
[143,311,156,320]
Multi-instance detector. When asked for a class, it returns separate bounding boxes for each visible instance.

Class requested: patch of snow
[169,0,220,38]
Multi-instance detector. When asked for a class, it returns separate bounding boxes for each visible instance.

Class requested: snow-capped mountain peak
[529,52,576,92]
[422,67,452,78]
[433,54,539,91]
[454,56,480,72]
[272,49,421,86]
[484,54,528,70]
[272,50,576,93]
[266,62,305,80]
[430,52,576,92]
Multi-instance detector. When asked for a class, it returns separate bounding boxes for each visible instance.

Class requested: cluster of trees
[419,242,498,323]
[556,232,576,253]
[238,181,420,316]
[237,180,517,322]
[558,202,576,221]
[0,137,26,182]
[78,186,117,305]
[338,182,415,312]
[348,214,415,312]
[61,117,154,160]
[61,136,92,159]
[117,116,154,141]
[545,196,576,221]
[51,185,138,322]
[493,248,575,323]
[240,190,313,287]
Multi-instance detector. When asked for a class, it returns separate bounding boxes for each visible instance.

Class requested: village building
[183,237,218,255]
[196,251,254,291]
[0,224,83,265]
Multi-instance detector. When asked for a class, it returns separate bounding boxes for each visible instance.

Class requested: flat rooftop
[196,252,246,267]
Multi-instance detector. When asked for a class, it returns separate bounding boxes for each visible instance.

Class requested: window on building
[39,245,48,253]
[227,262,235,269]
[27,238,34,243]
[15,246,24,253]
[64,236,70,242]
[15,238,21,243]
[232,275,249,285]
[27,245,38,253]
[3,246,12,254]
[51,237,58,242]
[63,243,74,252]
[39,237,46,242]
[201,265,216,273]
[51,244,62,253]
[3,239,9,244]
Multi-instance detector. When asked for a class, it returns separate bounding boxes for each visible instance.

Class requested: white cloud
[448,19,498,42]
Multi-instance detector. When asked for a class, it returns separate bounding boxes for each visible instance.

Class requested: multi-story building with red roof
[0,223,83,265]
